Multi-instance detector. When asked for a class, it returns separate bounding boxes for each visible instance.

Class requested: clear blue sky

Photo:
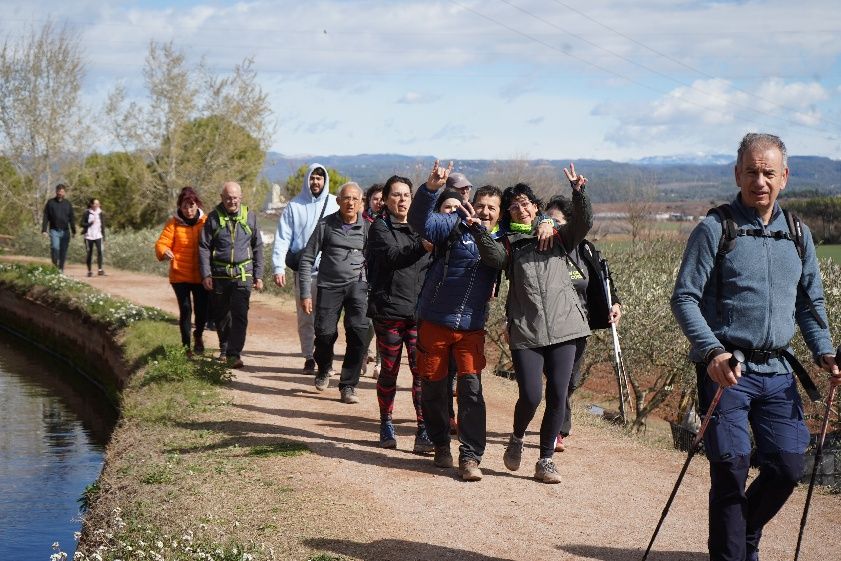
[2,0,840,161]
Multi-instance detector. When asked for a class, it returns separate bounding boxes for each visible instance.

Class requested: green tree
[66,152,160,231]
[0,157,28,235]
[0,21,89,222]
[105,41,273,213]
[159,115,267,208]
[281,165,351,199]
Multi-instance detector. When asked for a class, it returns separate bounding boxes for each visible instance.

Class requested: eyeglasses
[508,201,534,212]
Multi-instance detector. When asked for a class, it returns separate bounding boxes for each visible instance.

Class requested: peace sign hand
[426,159,453,191]
[563,162,588,192]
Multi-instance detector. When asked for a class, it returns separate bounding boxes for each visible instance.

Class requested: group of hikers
[42,131,841,561]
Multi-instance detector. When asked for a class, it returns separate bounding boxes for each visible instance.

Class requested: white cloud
[396,92,439,105]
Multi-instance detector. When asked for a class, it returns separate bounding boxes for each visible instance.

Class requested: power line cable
[545,0,841,129]
[453,0,830,133]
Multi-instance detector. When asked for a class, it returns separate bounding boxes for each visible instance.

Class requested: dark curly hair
[545,195,573,220]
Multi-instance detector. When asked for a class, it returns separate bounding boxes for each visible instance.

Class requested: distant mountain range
[262,152,841,203]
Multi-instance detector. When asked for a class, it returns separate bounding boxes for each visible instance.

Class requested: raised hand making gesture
[425,159,453,191]
[563,162,588,192]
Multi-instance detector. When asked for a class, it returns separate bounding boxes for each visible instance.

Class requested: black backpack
[707,204,826,329]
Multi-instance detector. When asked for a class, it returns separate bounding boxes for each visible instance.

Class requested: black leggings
[85,239,103,271]
[511,338,586,458]
[171,283,208,348]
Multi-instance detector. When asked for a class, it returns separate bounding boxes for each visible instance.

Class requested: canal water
[0,328,117,560]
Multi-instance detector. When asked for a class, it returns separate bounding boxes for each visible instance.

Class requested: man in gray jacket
[200,181,264,369]
[671,133,840,561]
[299,182,368,404]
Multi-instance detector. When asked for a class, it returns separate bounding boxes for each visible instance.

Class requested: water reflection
[0,327,117,560]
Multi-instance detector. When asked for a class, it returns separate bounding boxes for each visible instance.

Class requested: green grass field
[817,245,841,262]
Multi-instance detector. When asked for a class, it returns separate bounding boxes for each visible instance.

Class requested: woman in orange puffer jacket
[155,186,209,356]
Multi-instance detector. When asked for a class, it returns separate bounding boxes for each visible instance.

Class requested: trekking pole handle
[729,349,745,369]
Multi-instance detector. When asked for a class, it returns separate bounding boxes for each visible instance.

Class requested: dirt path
[59,260,841,560]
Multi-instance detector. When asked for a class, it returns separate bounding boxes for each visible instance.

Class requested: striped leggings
[373,318,423,424]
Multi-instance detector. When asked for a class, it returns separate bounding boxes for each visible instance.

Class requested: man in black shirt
[41,183,76,272]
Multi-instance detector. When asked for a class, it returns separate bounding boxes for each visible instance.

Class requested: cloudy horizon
[2,0,840,162]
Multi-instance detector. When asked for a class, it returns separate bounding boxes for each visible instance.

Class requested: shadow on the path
[559,545,707,561]
[171,414,460,476]
[304,537,517,561]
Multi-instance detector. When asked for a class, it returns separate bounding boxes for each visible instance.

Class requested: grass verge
[0,263,311,561]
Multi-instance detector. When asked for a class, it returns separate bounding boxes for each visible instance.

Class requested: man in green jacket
[199,181,264,369]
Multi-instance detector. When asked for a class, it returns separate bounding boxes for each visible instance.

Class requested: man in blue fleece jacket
[671,133,840,561]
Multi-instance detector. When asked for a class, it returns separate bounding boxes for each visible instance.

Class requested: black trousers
[313,281,369,389]
[85,238,103,271]
[511,338,586,458]
[211,278,251,359]
[171,282,208,348]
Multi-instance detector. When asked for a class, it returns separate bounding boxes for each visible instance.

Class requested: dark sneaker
[303,358,316,374]
[535,457,562,484]
[433,444,454,468]
[314,371,330,391]
[86,271,93,277]
[193,333,205,354]
[458,458,483,481]
[380,421,397,448]
[555,434,565,452]
[98,269,106,276]
[413,426,435,454]
[503,434,524,471]
[340,386,359,404]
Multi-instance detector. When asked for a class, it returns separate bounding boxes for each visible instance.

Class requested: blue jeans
[697,364,809,561]
[49,229,70,271]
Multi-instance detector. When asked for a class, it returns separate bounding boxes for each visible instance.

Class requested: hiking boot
[303,358,316,374]
[555,434,565,452]
[380,420,397,448]
[503,434,524,471]
[535,457,562,484]
[433,444,454,468]
[98,269,106,276]
[193,333,205,354]
[340,386,359,404]
[413,426,435,454]
[227,357,244,369]
[314,371,330,391]
[458,458,483,481]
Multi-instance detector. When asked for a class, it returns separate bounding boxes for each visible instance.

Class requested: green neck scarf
[508,221,532,234]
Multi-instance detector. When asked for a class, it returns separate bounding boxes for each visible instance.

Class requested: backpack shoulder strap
[782,208,827,329]
[707,204,738,322]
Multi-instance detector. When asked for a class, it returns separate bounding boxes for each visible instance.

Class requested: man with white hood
[272,164,339,373]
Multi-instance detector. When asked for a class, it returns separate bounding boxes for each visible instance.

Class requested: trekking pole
[793,348,841,561]
[641,350,744,561]
[601,259,633,424]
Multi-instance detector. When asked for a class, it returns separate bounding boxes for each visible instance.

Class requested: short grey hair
[338,182,362,197]
[737,133,787,168]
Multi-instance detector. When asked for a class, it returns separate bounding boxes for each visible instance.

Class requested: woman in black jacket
[545,195,621,452]
[367,175,433,453]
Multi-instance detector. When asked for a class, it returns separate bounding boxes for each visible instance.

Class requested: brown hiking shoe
[458,458,483,481]
[433,445,454,468]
